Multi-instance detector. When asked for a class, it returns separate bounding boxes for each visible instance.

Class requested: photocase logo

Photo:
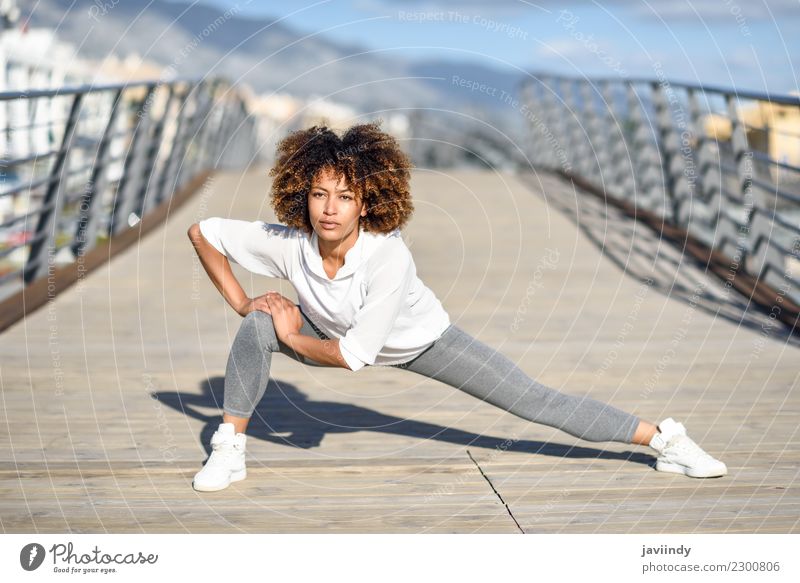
[20,543,46,571]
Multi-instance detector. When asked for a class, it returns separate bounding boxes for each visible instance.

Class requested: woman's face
[308,167,367,243]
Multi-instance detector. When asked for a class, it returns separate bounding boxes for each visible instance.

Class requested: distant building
[703,98,800,183]
[0,8,101,267]
[0,12,97,239]
[0,26,92,154]
[89,52,167,86]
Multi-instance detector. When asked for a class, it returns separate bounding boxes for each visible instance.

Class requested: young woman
[187,122,727,492]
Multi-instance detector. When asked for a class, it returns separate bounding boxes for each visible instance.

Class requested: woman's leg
[222,308,335,434]
[194,308,336,491]
[397,324,641,443]
[631,420,659,445]
[396,324,727,477]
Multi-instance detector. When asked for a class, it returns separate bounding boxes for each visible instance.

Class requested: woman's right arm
[187,223,252,317]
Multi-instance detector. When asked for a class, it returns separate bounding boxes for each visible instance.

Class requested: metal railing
[0,76,259,302]
[406,107,529,172]
[519,73,800,308]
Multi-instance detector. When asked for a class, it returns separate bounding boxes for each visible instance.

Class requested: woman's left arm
[265,293,351,369]
[285,333,350,369]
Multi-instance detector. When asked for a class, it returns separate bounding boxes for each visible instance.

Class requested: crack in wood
[467,449,525,534]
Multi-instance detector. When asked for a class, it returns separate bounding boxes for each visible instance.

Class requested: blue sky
[186,0,800,93]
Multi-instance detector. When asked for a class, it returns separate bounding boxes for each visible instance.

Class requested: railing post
[232,100,252,168]
[685,88,726,249]
[155,82,196,206]
[577,82,600,183]
[177,80,214,185]
[191,82,225,176]
[517,81,537,168]
[602,81,632,201]
[243,110,259,169]
[23,92,84,284]
[726,94,757,213]
[538,76,562,171]
[138,85,178,218]
[653,81,691,229]
[595,82,618,193]
[550,79,572,173]
[210,97,234,169]
[560,77,581,175]
[627,83,669,219]
[217,99,239,169]
[519,80,546,168]
[748,210,788,291]
[72,88,124,257]
[110,85,156,235]
[724,93,783,287]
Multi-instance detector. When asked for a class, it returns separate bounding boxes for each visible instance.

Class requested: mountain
[24,0,527,123]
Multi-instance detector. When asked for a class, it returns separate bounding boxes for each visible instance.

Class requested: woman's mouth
[320,220,338,230]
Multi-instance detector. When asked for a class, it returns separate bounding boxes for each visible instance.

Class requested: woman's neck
[317,224,360,264]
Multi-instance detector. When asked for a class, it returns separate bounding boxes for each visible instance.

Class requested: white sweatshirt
[198,217,451,371]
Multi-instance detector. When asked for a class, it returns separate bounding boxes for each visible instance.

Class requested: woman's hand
[235,293,274,318]
[264,292,303,343]
[235,291,303,342]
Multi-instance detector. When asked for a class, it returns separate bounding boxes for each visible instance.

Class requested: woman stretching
[187,121,727,492]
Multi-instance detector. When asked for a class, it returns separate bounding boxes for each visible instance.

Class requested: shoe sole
[656,460,727,478]
[192,468,247,492]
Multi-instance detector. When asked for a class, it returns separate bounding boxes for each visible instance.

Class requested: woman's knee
[236,310,280,352]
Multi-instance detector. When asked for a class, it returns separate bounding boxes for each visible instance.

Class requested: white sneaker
[648,418,727,478]
[192,422,247,492]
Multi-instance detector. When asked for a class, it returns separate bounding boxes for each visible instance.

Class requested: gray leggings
[223,309,640,443]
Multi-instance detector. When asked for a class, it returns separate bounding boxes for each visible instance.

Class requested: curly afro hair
[268,120,414,235]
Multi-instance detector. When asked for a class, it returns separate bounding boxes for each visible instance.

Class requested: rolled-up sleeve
[338,242,414,372]
[197,217,290,278]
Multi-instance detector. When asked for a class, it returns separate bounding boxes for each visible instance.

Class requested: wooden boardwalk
[1,166,798,533]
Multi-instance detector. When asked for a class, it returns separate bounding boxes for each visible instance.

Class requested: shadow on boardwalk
[519,171,800,347]
[154,376,655,468]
